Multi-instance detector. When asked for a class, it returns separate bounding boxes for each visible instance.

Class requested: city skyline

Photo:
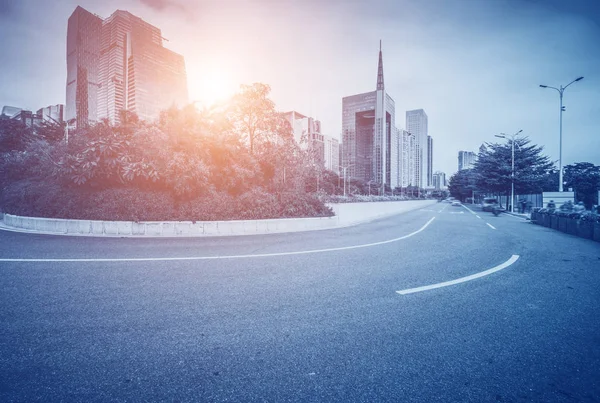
[1,0,599,176]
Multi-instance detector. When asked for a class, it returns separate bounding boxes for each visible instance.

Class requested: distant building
[433,171,446,190]
[37,104,64,124]
[342,42,396,187]
[282,111,325,166]
[66,6,103,128]
[0,106,23,119]
[323,135,339,174]
[426,135,433,188]
[458,150,477,171]
[401,130,415,187]
[66,6,188,128]
[406,109,428,188]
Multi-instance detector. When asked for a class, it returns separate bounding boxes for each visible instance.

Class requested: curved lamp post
[495,129,523,213]
[539,76,584,192]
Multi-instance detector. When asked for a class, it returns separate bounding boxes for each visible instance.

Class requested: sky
[1,0,599,176]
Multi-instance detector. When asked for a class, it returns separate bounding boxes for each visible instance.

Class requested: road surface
[1,203,599,402]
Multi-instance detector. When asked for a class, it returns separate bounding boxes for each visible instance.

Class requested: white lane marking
[475,215,481,219]
[0,217,436,262]
[462,205,477,215]
[396,255,520,295]
[486,223,496,230]
[437,203,449,213]
[449,211,464,214]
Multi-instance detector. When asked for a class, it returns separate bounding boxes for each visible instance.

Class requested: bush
[0,180,334,221]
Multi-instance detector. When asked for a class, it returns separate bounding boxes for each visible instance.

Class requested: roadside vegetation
[0,83,436,221]
[448,138,600,210]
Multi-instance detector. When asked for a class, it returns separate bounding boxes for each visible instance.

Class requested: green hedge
[0,179,333,221]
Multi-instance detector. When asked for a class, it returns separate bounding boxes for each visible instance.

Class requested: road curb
[0,200,437,238]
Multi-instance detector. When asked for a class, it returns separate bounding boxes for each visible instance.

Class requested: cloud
[138,0,186,12]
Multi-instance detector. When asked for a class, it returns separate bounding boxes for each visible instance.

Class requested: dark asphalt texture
[1,203,599,402]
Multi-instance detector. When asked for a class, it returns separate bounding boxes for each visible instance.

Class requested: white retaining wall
[2,200,436,237]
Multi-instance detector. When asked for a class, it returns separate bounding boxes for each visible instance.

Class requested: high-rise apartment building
[66,7,188,127]
[341,42,396,186]
[458,150,477,171]
[406,109,428,188]
[427,135,433,188]
[282,111,325,165]
[433,171,446,190]
[66,6,102,128]
[401,130,414,187]
[323,135,339,174]
[97,10,188,125]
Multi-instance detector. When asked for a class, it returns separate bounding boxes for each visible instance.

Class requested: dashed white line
[486,223,496,230]
[0,217,436,262]
[461,204,477,215]
[396,255,520,295]
[475,215,481,219]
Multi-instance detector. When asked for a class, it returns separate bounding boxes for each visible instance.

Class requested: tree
[448,169,477,202]
[229,83,277,155]
[473,138,554,196]
[564,162,600,209]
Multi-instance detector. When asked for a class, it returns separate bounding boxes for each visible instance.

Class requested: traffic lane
[0,217,529,403]
[0,207,517,304]
[2,247,599,402]
[0,208,436,260]
[3,211,599,401]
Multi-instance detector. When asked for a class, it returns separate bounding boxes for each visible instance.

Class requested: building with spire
[341,42,397,187]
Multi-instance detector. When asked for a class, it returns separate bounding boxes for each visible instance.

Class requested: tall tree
[474,138,554,196]
[448,168,477,202]
[229,83,277,155]
[564,162,600,208]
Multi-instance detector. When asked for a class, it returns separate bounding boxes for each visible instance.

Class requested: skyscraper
[323,135,340,174]
[97,10,188,125]
[66,6,102,128]
[341,42,396,186]
[433,171,446,190]
[66,7,188,128]
[401,130,414,187]
[406,109,428,188]
[427,135,433,188]
[458,150,477,171]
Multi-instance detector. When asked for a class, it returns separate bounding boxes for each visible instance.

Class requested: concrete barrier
[1,200,436,237]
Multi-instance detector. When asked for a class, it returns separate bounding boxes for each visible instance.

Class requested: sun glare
[189,68,238,107]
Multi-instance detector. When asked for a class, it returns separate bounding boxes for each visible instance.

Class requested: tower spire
[376,40,384,91]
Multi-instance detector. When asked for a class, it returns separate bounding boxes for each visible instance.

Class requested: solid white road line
[396,255,520,295]
[486,223,496,230]
[0,217,436,263]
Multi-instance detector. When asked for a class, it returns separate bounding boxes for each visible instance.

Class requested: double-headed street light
[495,129,523,213]
[539,76,584,192]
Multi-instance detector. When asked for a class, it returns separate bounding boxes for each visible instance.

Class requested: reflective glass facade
[66,6,102,128]
[98,10,187,125]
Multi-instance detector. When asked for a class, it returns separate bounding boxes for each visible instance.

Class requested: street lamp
[495,129,523,213]
[539,76,584,192]
[341,165,354,197]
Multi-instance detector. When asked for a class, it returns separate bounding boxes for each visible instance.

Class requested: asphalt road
[1,203,599,402]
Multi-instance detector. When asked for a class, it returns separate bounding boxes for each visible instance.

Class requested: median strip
[0,217,436,262]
